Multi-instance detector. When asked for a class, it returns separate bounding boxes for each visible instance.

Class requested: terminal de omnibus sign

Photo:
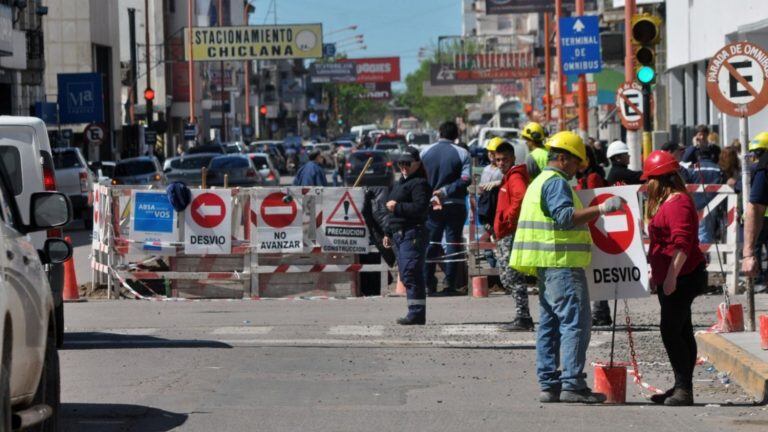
[185,24,323,61]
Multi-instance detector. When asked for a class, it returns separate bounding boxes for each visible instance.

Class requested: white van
[350,124,378,142]
[0,117,66,347]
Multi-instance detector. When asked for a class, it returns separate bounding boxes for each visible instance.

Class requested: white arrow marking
[573,19,585,33]
[264,206,294,215]
[596,214,628,235]
[197,203,223,218]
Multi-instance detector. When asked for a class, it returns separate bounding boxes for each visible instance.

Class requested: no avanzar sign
[575,185,649,301]
[252,188,304,253]
[706,41,768,117]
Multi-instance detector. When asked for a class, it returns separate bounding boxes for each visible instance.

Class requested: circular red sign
[260,192,297,229]
[706,42,768,117]
[190,193,226,228]
[588,193,634,255]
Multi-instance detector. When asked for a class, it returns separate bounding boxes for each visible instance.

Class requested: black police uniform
[386,156,432,323]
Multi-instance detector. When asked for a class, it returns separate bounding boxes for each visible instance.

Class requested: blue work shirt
[750,168,768,206]
[420,139,472,206]
[540,167,575,229]
[292,161,328,187]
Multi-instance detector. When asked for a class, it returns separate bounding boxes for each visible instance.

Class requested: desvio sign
[57,73,104,124]
[341,57,400,83]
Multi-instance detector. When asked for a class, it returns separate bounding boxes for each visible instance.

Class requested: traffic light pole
[624,0,641,170]
[642,83,652,159]
[144,0,153,123]
[575,0,588,141]
[555,0,565,131]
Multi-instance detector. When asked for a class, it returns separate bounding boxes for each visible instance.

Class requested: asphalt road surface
[60,294,768,432]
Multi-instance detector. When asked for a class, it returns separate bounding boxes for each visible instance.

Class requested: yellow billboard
[185,24,323,61]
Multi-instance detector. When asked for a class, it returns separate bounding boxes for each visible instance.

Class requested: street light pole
[144,0,153,123]
[219,0,226,142]
[243,1,252,136]
[187,0,195,124]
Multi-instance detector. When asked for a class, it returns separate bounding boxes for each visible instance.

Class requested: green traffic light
[637,66,656,84]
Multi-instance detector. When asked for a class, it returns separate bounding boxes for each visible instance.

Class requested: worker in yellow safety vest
[509,131,624,404]
[522,121,549,179]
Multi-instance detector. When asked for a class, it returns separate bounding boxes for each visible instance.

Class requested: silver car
[163,153,218,187]
[247,153,280,186]
[113,156,165,187]
[206,155,264,187]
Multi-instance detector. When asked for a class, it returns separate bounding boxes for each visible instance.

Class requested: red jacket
[648,193,706,285]
[494,164,530,239]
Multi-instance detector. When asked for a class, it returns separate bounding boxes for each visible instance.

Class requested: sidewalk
[697,327,768,403]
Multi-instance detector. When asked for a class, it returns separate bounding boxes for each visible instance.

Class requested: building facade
[0,0,46,116]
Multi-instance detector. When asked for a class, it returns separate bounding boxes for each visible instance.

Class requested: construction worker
[522,121,548,179]
[606,140,643,186]
[741,132,768,279]
[509,131,622,404]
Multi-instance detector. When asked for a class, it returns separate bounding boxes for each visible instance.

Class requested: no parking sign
[576,185,649,301]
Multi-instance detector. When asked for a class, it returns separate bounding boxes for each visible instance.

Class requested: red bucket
[593,364,627,404]
[759,315,768,350]
[716,303,745,332]
[472,276,489,298]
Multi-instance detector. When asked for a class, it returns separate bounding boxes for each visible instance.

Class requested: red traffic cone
[62,236,81,302]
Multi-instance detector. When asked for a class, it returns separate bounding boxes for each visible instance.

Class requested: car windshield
[250,155,269,168]
[210,157,249,170]
[169,155,215,170]
[375,143,399,151]
[115,160,156,176]
[411,134,431,144]
[53,151,83,169]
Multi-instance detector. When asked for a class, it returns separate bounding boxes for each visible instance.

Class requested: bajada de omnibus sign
[185,24,323,61]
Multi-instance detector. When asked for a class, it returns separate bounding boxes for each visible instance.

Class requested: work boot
[396,316,425,325]
[539,389,560,403]
[560,388,607,404]
[663,388,693,406]
[592,315,612,327]
[500,317,535,332]
[650,388,675,405]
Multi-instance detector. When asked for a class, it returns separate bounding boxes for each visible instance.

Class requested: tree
[335,83,388,126]
[398,59,479,127]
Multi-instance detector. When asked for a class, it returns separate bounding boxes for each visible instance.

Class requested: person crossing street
[509,131,622,404]
[383,147,432,325]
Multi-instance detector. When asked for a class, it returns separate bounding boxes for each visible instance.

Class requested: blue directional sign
[34,102,58,125]
[57,73,104,124]
[323,43,337,58]
[183,123,197,141]
[559,16,602,75]
[134,192,174,234]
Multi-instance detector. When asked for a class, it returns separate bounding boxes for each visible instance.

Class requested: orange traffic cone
[62,236,81,302]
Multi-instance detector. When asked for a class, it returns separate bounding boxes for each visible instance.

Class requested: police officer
[522,121,549,179]
[742,132,768,279]
[509,131,622,404]
[383,146,432,325]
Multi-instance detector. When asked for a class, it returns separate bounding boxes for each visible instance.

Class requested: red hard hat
[641,150,680,180]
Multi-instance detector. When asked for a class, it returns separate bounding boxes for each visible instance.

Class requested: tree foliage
[334,83,388,126]
[398,59,479,127]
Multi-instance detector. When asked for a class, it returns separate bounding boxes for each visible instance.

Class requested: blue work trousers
[394,227,428,319]
[424,204,467,292]
[536,267,592,392]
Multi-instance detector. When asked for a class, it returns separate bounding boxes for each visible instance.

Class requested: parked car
[249,141,287,174]
[247,153,280,186]
[51,147,94,229]
[0,116,66,348]
[375,133,407,147]
[163,153,218,187]
[223,142,246,154]
[206,155,263,187]
[344,150,394,187]
[185,143,225,155]
[113,156,165,187]
[89,160,115,184]
[0,164,73,430]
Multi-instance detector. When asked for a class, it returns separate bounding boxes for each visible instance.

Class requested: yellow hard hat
[486,136,506,152]
[521,122,546,143]
[547,131,588,170]
[749,132,768,152]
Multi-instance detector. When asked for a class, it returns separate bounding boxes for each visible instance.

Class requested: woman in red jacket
[642,150,706,406]
[493,141,532,331]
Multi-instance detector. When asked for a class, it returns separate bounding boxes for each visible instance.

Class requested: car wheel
[54,304,64,349]
[31,327,60,432]
[0,330,11,432]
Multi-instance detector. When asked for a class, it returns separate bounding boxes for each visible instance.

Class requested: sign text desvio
[184,190,232,255]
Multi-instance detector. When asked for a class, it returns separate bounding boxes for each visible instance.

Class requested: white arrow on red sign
[588,193,634,255]
[190,193,226,228]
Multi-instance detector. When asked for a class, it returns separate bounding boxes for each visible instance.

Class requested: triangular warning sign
[326,191,365,226]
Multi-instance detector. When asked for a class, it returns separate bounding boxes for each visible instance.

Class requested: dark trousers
[395,227,428,319]
[657,264,706,390]
[425,204,467,292]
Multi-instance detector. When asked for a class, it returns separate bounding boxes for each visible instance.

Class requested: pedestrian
[522,121,549,179]
[492,141,532,331]
[742,133,768,281]
[332,145,346,186]
[606,140,643,186]
[382,146,432,325]
[510,131,621,404]
[689,145,724,244]
[477,137,506,268]
[682,124,710,164]
[575,145,606,190]
[641,150,706,406]
[708,132,721,163]
[420,121,472,296]
[719,145,741,190]
[292,149,327,186]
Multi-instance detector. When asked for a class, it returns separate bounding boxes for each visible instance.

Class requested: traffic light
[144,87,155,102]
[631,13,662,84]
[259,104,268,116]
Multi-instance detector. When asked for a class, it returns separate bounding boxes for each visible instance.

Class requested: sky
[250,0,462,89]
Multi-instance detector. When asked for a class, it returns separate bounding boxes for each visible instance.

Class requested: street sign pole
[740,114,755,331]
[544,12,552,125]
[624,0,641,170]
[555,0,564,131]
[576,0,588,141]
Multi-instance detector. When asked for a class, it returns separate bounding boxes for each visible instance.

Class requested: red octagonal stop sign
[588,193,634,255]
[260,192,297,229]
[190,192,226,228]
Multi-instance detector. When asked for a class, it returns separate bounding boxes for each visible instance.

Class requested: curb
[696,332,768,403]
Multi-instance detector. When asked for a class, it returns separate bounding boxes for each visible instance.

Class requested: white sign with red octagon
[184,190,232,255]
[576,185,649,301]
[252,188,304,253]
